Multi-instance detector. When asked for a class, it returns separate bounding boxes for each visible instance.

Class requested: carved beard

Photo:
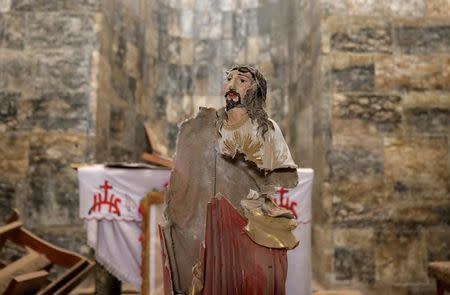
[225,90,243,111]
[226,97,242,111]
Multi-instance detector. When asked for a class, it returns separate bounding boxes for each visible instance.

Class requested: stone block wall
[150,0,317,155]
[95,0,154,161]
[316,0,450,294]
[0,0,319,253]
[0,0,319,252]
[1,1,447,293]
[0,0,100,252]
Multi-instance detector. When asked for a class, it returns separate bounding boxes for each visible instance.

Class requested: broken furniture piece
[141,153,173,169]
[428,261,450,295]
[0,210,94,295]
[140,192,165,295]
[141,123,173,169]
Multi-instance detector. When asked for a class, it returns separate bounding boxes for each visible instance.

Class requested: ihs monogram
[274,187,298,218]
[88,180,122,216]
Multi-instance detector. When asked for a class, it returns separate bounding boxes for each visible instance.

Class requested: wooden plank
[0,210,20,250]
[5,210,19,223]
[144,123,168,157]
[52,261,95,295]
[2,210,84,268]
[141,152,173,169]
[0,221,22,236]
[145,191,165,205]
[8,228,84,268]
[38,260,89,295]
[0,252,51,294]
[3,270,49,295]
[1,210,95,294]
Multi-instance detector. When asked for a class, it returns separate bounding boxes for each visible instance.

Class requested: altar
[78,165,313,294]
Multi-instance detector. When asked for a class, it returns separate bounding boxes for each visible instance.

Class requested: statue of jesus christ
[161,65,299,295]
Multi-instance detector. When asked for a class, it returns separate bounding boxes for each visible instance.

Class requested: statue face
[223,69,254,110]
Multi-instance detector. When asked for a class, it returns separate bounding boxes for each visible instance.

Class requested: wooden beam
[141,153,173,169]
[3,270,49,295]
[144,123,168,157]
[0,221,22,236]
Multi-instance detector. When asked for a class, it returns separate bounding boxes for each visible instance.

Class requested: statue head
[223,65,267,111]
[219,65,273,138]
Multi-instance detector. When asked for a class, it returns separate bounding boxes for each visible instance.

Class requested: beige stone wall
[94,0,157,161]
[316,0,450,294]
[0,0,319,252]
[0,0,100,250]
[150,0,319,156]
[0,0,319,250]
[286,0,321,168]
[1,1,448,292]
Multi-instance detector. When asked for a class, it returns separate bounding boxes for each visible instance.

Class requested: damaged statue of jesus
[161,65,299,295]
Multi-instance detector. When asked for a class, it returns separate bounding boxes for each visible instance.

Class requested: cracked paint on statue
[161,65,299,295]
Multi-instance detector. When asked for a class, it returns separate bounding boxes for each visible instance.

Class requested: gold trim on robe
[241,190,299,250]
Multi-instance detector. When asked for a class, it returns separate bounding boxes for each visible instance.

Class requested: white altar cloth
[275,169,314,295]
[78,164,171,289]
[78,165,313,294]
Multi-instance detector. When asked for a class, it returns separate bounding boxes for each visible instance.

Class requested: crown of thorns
[226,65,257,79]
